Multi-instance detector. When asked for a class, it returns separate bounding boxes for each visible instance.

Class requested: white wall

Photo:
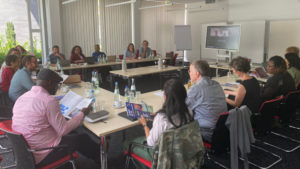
[186,1,228,62]
[229,0,300,21]
[140,1,185,57]
[269,20,300,57]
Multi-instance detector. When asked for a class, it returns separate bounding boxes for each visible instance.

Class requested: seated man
[92,44,106,62]
[9,55,38,102]
[139,40,152,58]
[47,45,65,64]
[12,69,99,167]
[186,60,227,142]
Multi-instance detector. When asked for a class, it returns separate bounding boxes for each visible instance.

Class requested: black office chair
[204,111,282,169]
[256,95,300,152]
[0,120,79,169]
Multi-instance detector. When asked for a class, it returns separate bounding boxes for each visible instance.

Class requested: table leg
[216,68,219,78]
[100,136,107,169]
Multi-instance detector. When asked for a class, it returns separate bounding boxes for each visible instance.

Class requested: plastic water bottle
[130,78,136,97]
[91,70,99,89]
[124,85,130,103]
[56,58,61,71]
[91,89,96,113]
[114,82,121,107]
[102,55,107,63]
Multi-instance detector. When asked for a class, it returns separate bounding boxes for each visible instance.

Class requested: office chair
[204,111,282,169]
[0,120,79,169]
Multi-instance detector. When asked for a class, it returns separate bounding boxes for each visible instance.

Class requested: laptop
[255,67,269,78]
[59,60,71,67]
[84,57,95,64]
[107,55,116,62]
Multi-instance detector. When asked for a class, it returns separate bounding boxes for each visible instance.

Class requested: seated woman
[70,45,85,64]
[0,48,20,83]
[1,55,19,93]
[261,56,295,101]
[124,43,137,60]
[124,79,193,168]
[284,53,300,88]
[224,56,261,115]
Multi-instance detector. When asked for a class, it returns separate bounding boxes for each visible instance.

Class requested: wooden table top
[110,65,182,78]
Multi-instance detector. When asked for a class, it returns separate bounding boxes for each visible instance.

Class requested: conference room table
[59,82,164,169]
[61,74,265,169]
[110,65,183,94]
[49,57,169,71]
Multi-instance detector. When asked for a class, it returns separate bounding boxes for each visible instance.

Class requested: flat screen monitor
[206,25,241,51]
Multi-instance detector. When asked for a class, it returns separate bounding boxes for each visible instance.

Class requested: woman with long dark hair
[124,79,194,168]
[70,45,85,64]
[124,43,136,60]
[284,53,300,87]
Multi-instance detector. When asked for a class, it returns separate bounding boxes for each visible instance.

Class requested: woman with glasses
[260,56,295,101]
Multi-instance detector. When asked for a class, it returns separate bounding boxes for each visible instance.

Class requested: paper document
[59,91,92,119]
[60,74,69,82]
[154,91,164,98]
[222,82,239,88]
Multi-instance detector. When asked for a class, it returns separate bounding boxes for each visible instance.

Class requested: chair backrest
[152,50,157,57]
[0,120,36,169]
[280,90,300,123]
[151,121,205,169]
[257,96,284,132]
[259,95,284,113]
[211,112,230,154]
[136,49,139,58]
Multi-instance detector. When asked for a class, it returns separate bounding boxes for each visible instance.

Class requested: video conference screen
[205,25,241,51]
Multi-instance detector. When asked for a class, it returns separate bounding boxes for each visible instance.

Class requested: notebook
[84,110,110,123]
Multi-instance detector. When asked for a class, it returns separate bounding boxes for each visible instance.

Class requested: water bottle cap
[91,89,94,93]
[115,81,118,85]
[125,85,128,88]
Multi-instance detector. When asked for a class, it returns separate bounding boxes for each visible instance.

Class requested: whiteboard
[174,25,192,51]
[201,21,266,63]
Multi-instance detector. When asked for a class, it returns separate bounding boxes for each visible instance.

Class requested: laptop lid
[84,57,95,64]
[59,60,71,67]
[255,67,269,78]
[107,55,116,62]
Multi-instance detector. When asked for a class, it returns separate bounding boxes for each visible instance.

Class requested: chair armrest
[27,144,69,152]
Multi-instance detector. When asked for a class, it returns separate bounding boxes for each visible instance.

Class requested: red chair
[136,49,139,58]
[152,50,157,57]
[0,120,79,169]
[119,54,124,60]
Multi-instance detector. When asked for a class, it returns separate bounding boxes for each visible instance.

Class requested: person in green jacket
[284,53,300,88]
